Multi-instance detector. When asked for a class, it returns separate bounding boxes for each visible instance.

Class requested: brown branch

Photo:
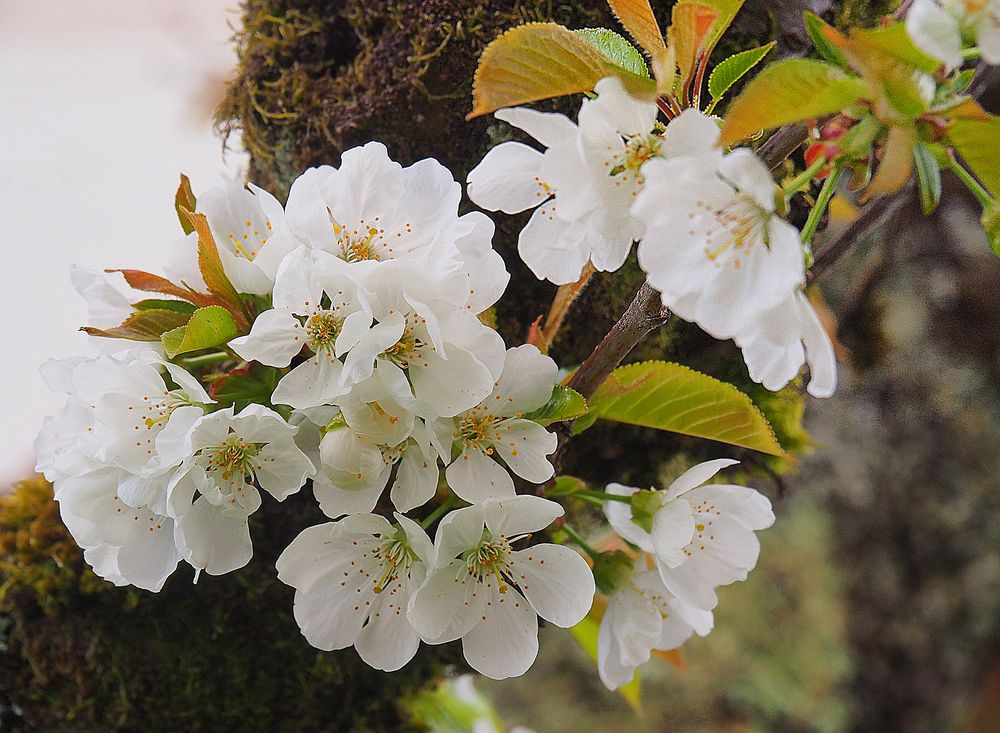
[757,123,811,170]
[566,283,670,399]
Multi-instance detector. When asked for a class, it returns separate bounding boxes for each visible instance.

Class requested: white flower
[468,78,720,284]
[284,142,508,313]
[312,367,446,516]
[408,496,595,680]
[276,512,433,672]
[69,266,161,353]
[339,259,506,417]
[229,246,371,409]
[604,459,774,611]
[54,467,181,592]
[168,181,296,295]
[907,0,1000,70]
[438,345,558,504]
[634,146,805,340]
[167,404,315,575]
[70,353,212,511]
[598,567,713,690]
[735,290,838,397]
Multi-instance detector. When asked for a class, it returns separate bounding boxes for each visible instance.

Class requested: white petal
[906,0,963,70]
[271,351,346,409]
[488,344,559,416]
[284,166,338,251]
[461,586,539,680]
[116,517,181,592]
[434,504,488,563]
[229,308,302,367]
[312,471,388,520]
[602,483,654,552]
[664,458,740,500]
[483,494,563,537]
[174,497,254,575]
[355,587,422,671]
[255,439,315,501]
[467,142,546,214]
[650,500,695,569]
[684,484,775,531]
[491,419,556,483]
[408,343,495,418]
[445,446,515,504]
[597,587,661,690]
[391,444,440,513]
[796,292,838,398]
[517,206,591,285]
[659,109,722,159]
[495,107,578,149]
[408,560,485,642]
[510,544,594,627]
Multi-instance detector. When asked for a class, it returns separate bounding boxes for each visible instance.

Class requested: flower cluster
[469,77,837,398]
[36,144,599,680]
[39,135,786,688]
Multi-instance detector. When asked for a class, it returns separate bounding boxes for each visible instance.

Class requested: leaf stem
[783,156,827,197]
[577,489,631,504]
[560,523,601,561]
[420,496,458,529]
[178,351,233,368]
[948,151,995,209]
[801,166,844,253]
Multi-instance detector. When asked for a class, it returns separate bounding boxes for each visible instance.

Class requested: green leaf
[161,306,239,358]
[569,616,642,710]
[175,174,197,235]
[547,475,588,496]
[576,28,649,78]
[132,298,198,314]
[983,205,1000,257]
[209,365,283,410]
[804,12,848,68]
[948,115,1000,199]
[82,309,192,342]
[585,361,785,456]
[469,22,656,118]
[523,385,588,426]
[913,142,942,214]
[720,58,869,145]
[182,208,250,330]
[707,42,775,102]
[851,22,942,74]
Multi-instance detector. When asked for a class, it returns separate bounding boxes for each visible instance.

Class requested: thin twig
[538,263,596,354]
[807,182,915,284]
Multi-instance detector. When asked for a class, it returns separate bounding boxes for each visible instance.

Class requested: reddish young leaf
[607,0,668,61]
[181,207,249,331]
[82,309,192,342]
[107,268,217,308]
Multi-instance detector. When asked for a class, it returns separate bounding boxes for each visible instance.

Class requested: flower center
[305,310,343,351]
[457,409,499,452]
[379,314,427,368]
[226,218,271,261]
[465,532,514,593]
[141,390,190,430]
[372,534,415,593]
[698,193,769,268]
[205,433,261,482]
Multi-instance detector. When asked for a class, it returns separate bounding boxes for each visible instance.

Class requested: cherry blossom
[408,496,595,679]
[277,512,433,671]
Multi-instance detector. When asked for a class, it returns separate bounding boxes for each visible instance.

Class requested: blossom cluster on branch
[34,0,1000,696]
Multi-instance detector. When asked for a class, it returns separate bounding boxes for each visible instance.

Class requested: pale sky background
[0,1,248,488]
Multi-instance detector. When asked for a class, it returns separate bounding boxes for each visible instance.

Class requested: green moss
[0,478,458,732]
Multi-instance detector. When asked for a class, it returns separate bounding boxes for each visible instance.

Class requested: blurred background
[0,0,245,487]
[2,2,1000,732]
